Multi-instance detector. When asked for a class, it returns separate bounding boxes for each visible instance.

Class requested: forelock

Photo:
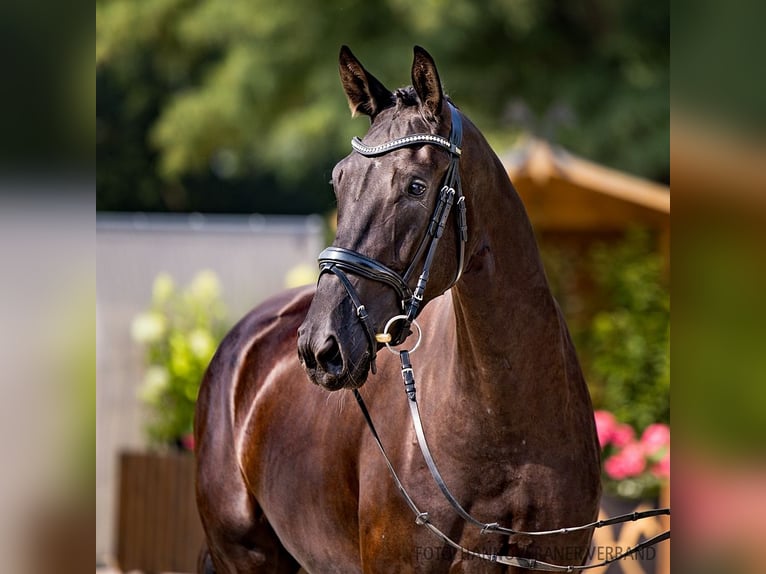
[394,87,419,109]
[393,86,452,115]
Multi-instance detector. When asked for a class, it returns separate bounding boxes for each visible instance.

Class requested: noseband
[318,103,467,371]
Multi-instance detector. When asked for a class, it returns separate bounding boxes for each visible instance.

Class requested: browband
[351,133,461,158]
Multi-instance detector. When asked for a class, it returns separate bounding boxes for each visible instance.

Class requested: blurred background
[96,0,669,215]
[19,0,766,572]
[0,0,742,572]
[94,1,675,572]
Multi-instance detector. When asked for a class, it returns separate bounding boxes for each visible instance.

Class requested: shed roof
[502,138,669,232]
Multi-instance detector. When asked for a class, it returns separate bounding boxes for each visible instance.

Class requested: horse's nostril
[300,348,316,370]
[298,335,316,370]
[316,336,344,376]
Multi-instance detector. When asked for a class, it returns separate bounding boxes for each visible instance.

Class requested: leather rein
[317,102,670,570]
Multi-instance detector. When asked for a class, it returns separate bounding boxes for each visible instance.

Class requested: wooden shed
[503,137,670,262]
[501,137,670,335]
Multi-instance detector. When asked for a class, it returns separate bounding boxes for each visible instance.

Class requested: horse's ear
[339,45,394,120]
[411,46,444,120]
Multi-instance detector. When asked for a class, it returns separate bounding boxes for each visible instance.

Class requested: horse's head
[298,46,468,391]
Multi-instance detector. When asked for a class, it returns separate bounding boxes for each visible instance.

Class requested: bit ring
[378,315,422,355]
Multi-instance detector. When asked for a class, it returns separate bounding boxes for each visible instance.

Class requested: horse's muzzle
[297,325,371,391]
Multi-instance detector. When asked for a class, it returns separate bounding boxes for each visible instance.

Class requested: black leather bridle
[317,102,467,373]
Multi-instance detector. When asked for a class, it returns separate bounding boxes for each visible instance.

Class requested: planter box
[116,451,204,574]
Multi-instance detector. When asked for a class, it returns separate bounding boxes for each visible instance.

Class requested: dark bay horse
[195,46,601,573]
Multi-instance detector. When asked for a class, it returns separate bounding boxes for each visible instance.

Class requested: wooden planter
[116,450,204,574]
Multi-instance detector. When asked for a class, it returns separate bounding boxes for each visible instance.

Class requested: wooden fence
[116,450,668,574]
[116,451,204,573]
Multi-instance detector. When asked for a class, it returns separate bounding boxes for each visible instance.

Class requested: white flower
[152,273,175,304]
[137,366,169,403]
[190,270,221,301]
[188,328,215,359]
[130,311,166,344]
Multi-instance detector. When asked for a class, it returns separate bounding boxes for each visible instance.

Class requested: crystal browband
[351,134,461,157]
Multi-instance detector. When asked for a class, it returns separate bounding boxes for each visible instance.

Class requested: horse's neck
[446,153,573,424]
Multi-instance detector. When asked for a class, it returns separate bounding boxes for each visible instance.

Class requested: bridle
[317,102,467,373]
[316,102,670,570]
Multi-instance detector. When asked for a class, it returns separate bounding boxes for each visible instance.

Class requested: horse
[195,46,601,573]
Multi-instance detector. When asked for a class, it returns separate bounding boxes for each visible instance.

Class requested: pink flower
[641,423,670,456]
[181,433,195,452]
[611,423,636,448]
[604,442,646,480]
[594,410,617,447]
[652,450,670,479]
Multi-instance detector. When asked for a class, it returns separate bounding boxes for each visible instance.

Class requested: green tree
[97,0,668,213]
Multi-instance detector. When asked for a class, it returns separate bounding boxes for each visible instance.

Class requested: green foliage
[586,230,669,431]
[97,0,668,213]
[131,271,229,447]
[541,229,669,437]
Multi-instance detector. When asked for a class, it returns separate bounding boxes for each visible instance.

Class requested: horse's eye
[407,180,427,197]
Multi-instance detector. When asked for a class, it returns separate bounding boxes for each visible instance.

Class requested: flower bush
[595,410,669,499]
[131,270,229,450]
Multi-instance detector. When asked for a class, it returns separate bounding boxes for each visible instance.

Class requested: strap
[351,102,462,158]
[352,133,461,158]
[405,185,456,323]
[446,103,466,285]
[404,366,485,529]
[319,246,413,306]
[353,386,670,571]
[447,102,463,152]
[320,265,378,374]
[400,350,671,537]
[402,104,466,320]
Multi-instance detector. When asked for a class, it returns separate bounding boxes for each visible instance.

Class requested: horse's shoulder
[238,285,315,334]
[200,286,313,417]
[217,286,313,355]
[207,287,314,392]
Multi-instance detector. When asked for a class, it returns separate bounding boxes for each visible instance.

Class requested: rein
[352,348,670,571]
[318,102,670,569]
